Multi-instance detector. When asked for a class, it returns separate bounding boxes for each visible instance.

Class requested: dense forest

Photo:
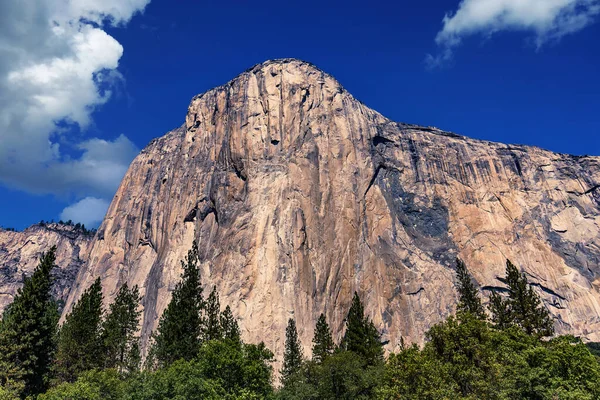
[0,244,599,399]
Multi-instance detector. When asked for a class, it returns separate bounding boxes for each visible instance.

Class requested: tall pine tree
[340,292,384,366]
[312,313,334,364]
[0,247,59,397]
[54,277,104,383]
[151,242,205,367]
[101,283,141,373]
[281,318,303,385]
[205,286,222,341]
[455,258,486,320]
[489,260,554,337]
[220,305,241,344]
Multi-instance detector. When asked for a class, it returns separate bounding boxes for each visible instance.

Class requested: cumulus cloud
[60,197,110,227]
[427,0,600,67]
[0,0,150,224]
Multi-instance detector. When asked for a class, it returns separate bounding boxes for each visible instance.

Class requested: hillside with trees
[0,245,599,399]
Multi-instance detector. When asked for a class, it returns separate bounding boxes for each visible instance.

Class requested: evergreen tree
[125,341,141,374]
[489,260,554,337]
[505,260,554,336]
[340,292,384,365]
[0,247,59,397]
[488,291,512,330]
[101,283,141,373]
[281,318,303,384]
[455,258,486,320]
[151,242,205,367]
[54,277,104,383]
[205,286,222,341]
[220,305,241,344]
[312,313,334,364]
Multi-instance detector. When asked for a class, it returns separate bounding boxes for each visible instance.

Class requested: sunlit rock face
[63,59,600,362]
[0,223,91,312]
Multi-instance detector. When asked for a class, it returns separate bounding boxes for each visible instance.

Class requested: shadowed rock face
[0,224,91,312]
[64,59,600,361]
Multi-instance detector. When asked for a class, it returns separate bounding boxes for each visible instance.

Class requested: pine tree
[125,341,141,374]
[54,277,104,382]
[205,286,222,341]
[0,247,59,397]
[220,305,241,344]
[489,260,554,337]
[101,283,141,373]
[312,313,334,364]
[455,258,486,320]
[281,318,303,384]
[505,260,554,336]
[340,292,384,365]
[151,242,205,367]
[488,291,512,330]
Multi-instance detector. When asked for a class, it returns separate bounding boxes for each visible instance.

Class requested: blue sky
[0,0,599,230]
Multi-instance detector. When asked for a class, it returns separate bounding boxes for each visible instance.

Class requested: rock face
[0,224,91,312]
[65,59,600,362]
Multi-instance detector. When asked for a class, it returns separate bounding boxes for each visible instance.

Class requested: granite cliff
[52,59,600,361]
[0,223,91,312]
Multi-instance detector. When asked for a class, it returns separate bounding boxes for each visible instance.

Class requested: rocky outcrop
[65,59,600,363]
[0,223,92,311]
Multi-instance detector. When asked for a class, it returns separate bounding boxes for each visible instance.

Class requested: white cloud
[60,197,110,227]
[427,0,600,67]
[0,0,150,222]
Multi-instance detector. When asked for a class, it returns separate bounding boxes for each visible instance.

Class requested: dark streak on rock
[407,287,424,296]
[530,282,567,300]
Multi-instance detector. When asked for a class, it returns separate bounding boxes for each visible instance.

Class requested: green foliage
[340,292,384,366]
[221,305,241,344]
[205,286,222,341]
[278,351,383,400]
[488,290,512,330]
[127,360,226,400]
[455,258,486,320]
[39,339,275,400]
[39,369,126,400]
[0,383,22,400]
[0,247,59,397]
[101,283,141,373]
[195,340,274,398]
[281,319,303,384]
[311,314,334,364]
[150,242,205,367]
[489,260,554,337]
[518,335,600,400]
[426,314,513,398]
[379,313,600,400]
[586,342,600,359]
[377,344,456,400]
[54,278,104,383]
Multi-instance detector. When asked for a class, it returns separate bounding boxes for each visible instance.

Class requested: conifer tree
[488,291,512,330]
[340,292,384,365]
[312,313,334,364]
[101,283,141,373]
[54,277,104,382]
[455,258,486,320]
[220,305,241,344]
[489,260,554,337]
[205,286,222,341]
[505,260,554,336]
[281,318,303,384]
[151,242,205,367]
[125,342,141,374]
[0,247,59,397]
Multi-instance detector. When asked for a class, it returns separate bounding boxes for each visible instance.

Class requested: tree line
[0,244,599,399]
